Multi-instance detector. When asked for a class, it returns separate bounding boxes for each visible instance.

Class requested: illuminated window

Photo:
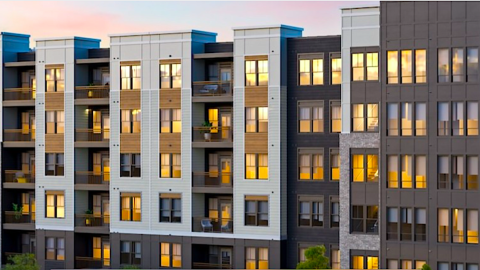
[45,237,65,261]
[366,52,379,81]
[330,149,340,181]
[352,255,378,269]
[453,48,465,82]
[452,102,464,136]
[331,56,342,85]
[387,51,399,84]
[330,101,341,133]
[387,155,399,188]
[467,156,479,190]
[415,103,427,136]
[160,153,181,178]
[467,102,479,136]
[453,208,465,243]
[438,208,449,243]
[299,59,311,85]
[299,102,324,133]
[401,50,413,83]
[402,260,413,269]
[367,104,379,132]
[160,194,181,223]
[45,191,64,219]
[160,109,181,133]
[415,155,427,189]
[352,53,364,81]
[246,247,269,269]
[467,47,479,82]
[246,107,268,133]
[352,104,365,132]
[313,59,324,85]
[415,49,427,83]
[245,59,268,86]
[401,155,413,189]
[120,241,141,266]
[46,110,64,134]
[160,63,182,89]
[352,151,378,183]
[121,109,141,134]
[453,155,464,190]
[161,243,182,268]
[245,154,268,180]
[331,248,340,269]
[438,102,449,136]
[387,103,399,136]
[298,150,324,181]
[438,49,450,83]
[352,154,365,182]
[120,193,141,222]
[245,197,269,226]
[258,107,268,133]
[120,154,141,177]
[258,154,268,179]
[298,196,324,227]
[121,65,141,90]
[467,209,479,244]
[45,68,64,92]
[401,102,413,136]
[45,153,64,176]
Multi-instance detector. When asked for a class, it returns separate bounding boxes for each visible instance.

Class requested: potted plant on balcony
[201,121,213,142]
[12,203,23,220]
[85,209,93,226]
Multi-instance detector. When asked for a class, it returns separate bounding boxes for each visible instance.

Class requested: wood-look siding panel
[120,90,141,109]
[245,133,268,153]
[45,134,64,152]
[120,133,141,153]
[159,89,181,108]
[159,133,181,153]
[45,93,65,110]
[245,87,268,107]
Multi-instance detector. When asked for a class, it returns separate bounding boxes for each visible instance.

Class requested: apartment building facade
[2,2,480,270]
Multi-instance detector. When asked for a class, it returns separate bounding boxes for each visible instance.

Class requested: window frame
[120,240,141,266]
[245,58,269,87]
[160,153,182,179]
[298,101,324,133]
[298,195,324,228]
[45,153,65,176]
[45,67,65,93]
[120,193,142,222]
[159,194,182,223]
[298,148,324,181]
[351,103,379,133]
[45,191,65,219]
[330,53,342,85]
[160,242,182,268]
[45,237,65,261]
[351,205,379,234]
[244,196,269,227]
[350,51,379,82]
[298,54,325,86]
[330,196,340,228]
[120,153,141,178]
[160,108,181,133]
[46,110,65,134]
[330,100,342,133]
[160,62,182,89]
[121,109,141,134]
[351,149,379,183]
[121,64,141,90]
[245,153,268,180]
[387,207,427,242]
[245,107,268,133]
[245,247,269,269]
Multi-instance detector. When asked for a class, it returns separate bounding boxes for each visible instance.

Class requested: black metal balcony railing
[4,88,36,101]
[4,170,35,184]
[75,129,110,142]
[192,217,233,233]
[193,262,232,269]
[192,126,232,142]
[4,129,35,141]
[75,171,110,185]
[75,256,107,269]
[75,214,110,227]
[75,86,110,99]
[192,172,232,187]
[4,211,35,224]
[192,81,232,97]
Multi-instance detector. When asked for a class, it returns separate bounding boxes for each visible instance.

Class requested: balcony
[75,257,106,269]
[4,211,35,230]
[3,88,35,106]
[192,172,232,193]
[192,81,233,102]
[192,126,233,148]
[75,172,110,191]
[75,129,110,147]
[4,129,35,148]
[193,262,232,269]
[75,86,110,105]
[192,217,233,234]
[74,214,109,234]
[4,170,35,189]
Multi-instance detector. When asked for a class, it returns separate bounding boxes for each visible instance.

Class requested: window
[401,102,413,136]
[160,153,181,178]
[121,65,141,90]
[351,151,379,183]
[366,52,379,80]
[387,208,398,240]
[387,51,399,84]
[352,53,364,81]
[245,154,268,180]
[121,109,141,133]
[387,103,399,136]
[438,49,450,83]
[298,149,324,181]
[400,208,413,241]
[352,255,378,269]
[330,101,341,133]
[387,155,399,188]
[331,56,342,85]
[298,196,323,227]
[245,59,268,86]
[160,243,181,268]
[46,111,64,134]
[120,154,141,177]
[299,57,324,85]
[416,155,427,189]
[45,191,65,218]
[453,48,464,82]
[401,155,413,189]
[452,102,464,136]
[46,237,65,261]
[351,205,378,234]
[438,263,449,270]
[299,102,324,133]
[367,104,379,132]
[121,193,141,221]
[352,104,364,132]
[416,261,427,269]
[387,260,399,269]
[438,156,449,189]
[415,49,427,83]
[467,209,479,244]
[416,103,427,136]
[401,50,413,83]
[160,63,182,89]
[120,241,141,266]
[330,149,340,181]
[467,102,479,136]
[246,247,269,269]
[45,67,64,92]
[331,248,340,269]
[453,155,465,189]
[467,47,478,82]
[438,208,449,243]
[453,208,464,243]
[415,208,427,241]
[467,156,479,190]
[438,102,449,136]
[160,194,181,223]
[330,197,339,228]
[352,103,378,133]
[160,109,181,133]
[45,153,64,176]
[245,196,269,226]
[246,107,268,133]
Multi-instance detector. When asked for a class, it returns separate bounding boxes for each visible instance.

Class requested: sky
[0,1,377,48]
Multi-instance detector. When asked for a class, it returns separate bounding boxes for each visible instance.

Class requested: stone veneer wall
[339,133,381,269]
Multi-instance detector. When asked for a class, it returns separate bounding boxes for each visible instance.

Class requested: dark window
[45,153,64,176]
[298,196,324,227]
[45,237,65,261]
[120,241,141,266]
[120,154,141,177]
[160,195,181,223]
[245,197,269,226]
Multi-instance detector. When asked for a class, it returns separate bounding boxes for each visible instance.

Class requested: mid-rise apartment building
[1,2,480,270]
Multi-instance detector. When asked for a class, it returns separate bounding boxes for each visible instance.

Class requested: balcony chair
[221,221,232,233]
[15,171,27,183]
[201,218,213,232]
